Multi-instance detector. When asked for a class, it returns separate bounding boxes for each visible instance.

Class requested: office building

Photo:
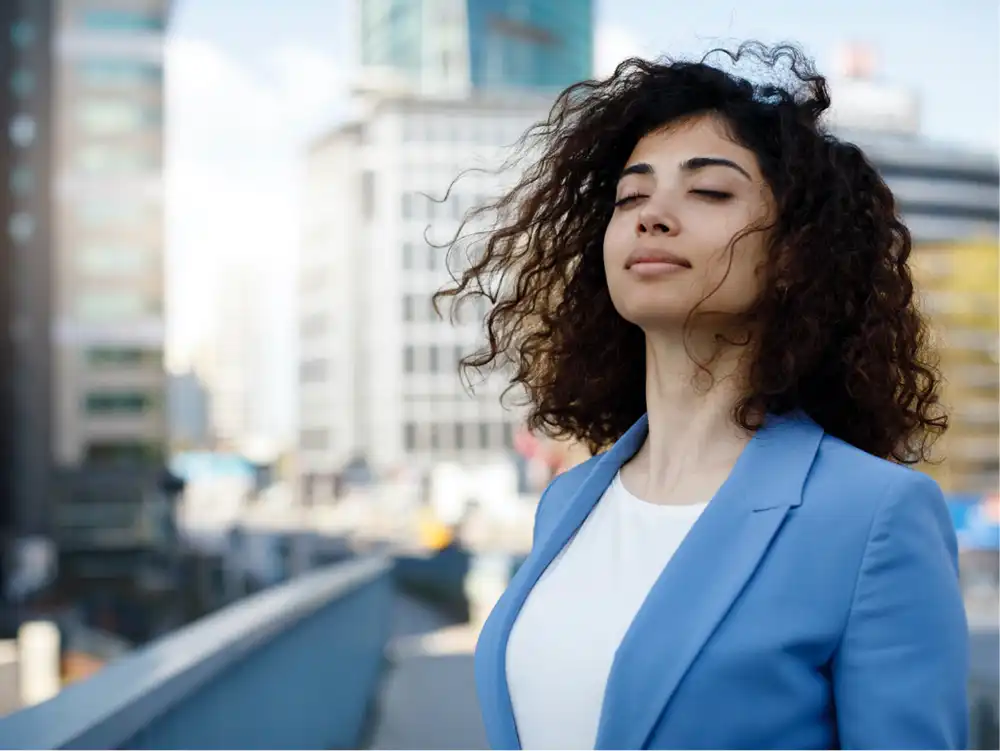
[358,0,594,97]
[194,265,257,452]
[1,1,175,637]
[912,241,999,495]
[1,0,58,606]
[827,44,998,241]
[299,94,558,486]
[167,369,211,450]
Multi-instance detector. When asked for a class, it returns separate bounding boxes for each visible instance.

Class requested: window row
[300,359,328,383]
[85,440,164,466]
[402,240,448,271]
[402,292,490,325]
[78,9,166,33]
[403,420,515,452]
[84,391,158,415]
[77,60,164,88]
[75,144,160,174]
[400,190,491,222]
[300,428,330,451]
[85,347,161,368]
[400,115,531,147]
[78,100,162,136]
[404,344,473,375]
[300,313,328,338]
[79,244,153,275]
[76,291,160,321]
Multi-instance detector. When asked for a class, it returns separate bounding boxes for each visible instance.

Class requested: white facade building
[299,94,553,479]
[52,0,170,468]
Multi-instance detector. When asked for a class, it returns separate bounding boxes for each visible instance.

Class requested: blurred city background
[0,0,996,748]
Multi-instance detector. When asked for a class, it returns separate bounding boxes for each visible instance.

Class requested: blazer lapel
[478,415,650,749]
[595,412,825,750]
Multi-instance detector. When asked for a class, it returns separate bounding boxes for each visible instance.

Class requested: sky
[164,0,999,446]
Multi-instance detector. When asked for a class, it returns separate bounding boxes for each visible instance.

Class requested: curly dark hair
[434,41,947,463]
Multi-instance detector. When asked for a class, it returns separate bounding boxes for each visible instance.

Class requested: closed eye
[614,192,645,208]
[690,189,732,201]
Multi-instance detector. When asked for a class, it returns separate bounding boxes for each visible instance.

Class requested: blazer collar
[481,410,825,750]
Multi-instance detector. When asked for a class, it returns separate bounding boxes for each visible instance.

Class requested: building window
[404,422,417,451]
[77,202,145,227]
[402,294,414,322]
[79,245,147,274]
[456,423,466,450]
[430,424,441,450]
[402,192,413,219]
[502,422,514,450]
[86,348,159,368]
[10,21,36,48]
[9,114,36,148]
[80,10,166,33]
[78,60,163,87]
[9,69,35,97]
[85,441,163,465]
[362,170,375,219]
[85,391,156,415]
[299,429,329,450]
[79,100,161,135]
[402,241,415,269]
[78,292,153,321]
[76,145,158,174]
[299,359,328,383]
[300,313,327,337]
[404,345,415,373]
[429,346,439,373]
[8,212,35,243]
[8,166,33,196]
[479,422,490,450]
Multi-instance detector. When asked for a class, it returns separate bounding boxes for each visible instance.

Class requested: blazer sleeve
[832,471,969,750]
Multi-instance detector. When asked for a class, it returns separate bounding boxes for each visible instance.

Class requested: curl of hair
[434,41,947,462]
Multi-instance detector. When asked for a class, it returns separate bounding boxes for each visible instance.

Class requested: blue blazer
[475,412,969,749]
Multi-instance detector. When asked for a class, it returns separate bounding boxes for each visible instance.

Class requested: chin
[613,300,694,330]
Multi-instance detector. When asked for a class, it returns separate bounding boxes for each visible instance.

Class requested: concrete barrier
[393,547,528,625]
[394,547,472,621]
[0,556,394,750]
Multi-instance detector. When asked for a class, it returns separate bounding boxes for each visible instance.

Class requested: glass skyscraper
[360,0,594,95]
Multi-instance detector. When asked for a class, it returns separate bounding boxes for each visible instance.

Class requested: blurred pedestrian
[437,41,968,750]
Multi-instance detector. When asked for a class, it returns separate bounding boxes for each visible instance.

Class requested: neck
[638,326,752,491]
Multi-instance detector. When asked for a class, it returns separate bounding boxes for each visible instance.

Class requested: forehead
[627,114,757,169]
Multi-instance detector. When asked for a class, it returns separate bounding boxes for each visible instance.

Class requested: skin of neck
[634,322,755,496]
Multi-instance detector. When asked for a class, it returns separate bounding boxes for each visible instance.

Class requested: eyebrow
[619,156,753,182]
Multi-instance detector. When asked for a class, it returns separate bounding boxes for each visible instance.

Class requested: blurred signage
[170,452,256,482]
[948,494,1000,551]
[4,537,57,601]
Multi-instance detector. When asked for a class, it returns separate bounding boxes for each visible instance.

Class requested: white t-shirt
[506,470,709,750]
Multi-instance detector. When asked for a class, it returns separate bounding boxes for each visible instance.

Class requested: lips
[624,249,692,270]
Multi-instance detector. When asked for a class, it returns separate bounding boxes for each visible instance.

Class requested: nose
[636,203,676,236]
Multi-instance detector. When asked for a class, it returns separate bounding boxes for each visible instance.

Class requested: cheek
[602,218,626,270]
[711,243,766,303]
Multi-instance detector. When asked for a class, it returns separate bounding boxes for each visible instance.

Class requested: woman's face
[603,114,774,331]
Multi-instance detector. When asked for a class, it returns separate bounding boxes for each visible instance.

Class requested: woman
[435,43,969,750]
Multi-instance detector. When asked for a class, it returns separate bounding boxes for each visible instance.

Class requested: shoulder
[810,432,945,507]
[802,433,955,563]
